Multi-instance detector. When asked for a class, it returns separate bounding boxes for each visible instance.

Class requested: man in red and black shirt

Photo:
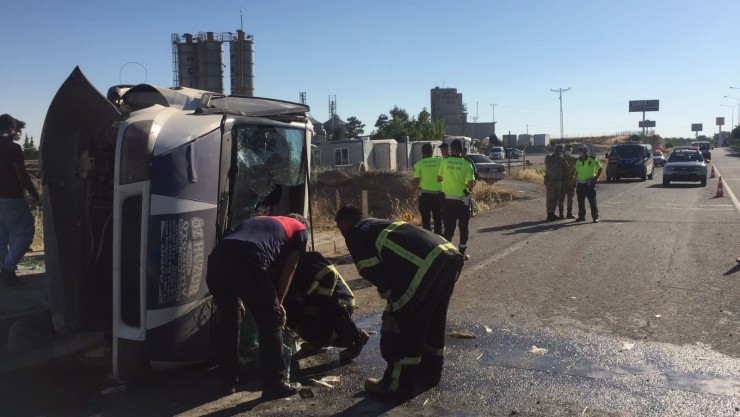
[206,214,308,399]
[0,114,39,286]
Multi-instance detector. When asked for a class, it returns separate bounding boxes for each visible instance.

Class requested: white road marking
[709,166,740,213]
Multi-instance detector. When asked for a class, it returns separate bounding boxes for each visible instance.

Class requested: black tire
[648,168,654,180]
[701,179,707,187]
[663,178,670,186]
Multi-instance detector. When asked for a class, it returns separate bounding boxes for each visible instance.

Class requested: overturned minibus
[40,67,313,381]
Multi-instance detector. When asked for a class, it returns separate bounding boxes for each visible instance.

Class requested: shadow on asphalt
[480,220,594,235]
[201,397,265,417]
[723,263,740,276]
[333,391,417,416]
[647,183,705,189]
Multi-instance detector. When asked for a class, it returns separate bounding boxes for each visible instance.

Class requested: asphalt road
[2,150,739,416]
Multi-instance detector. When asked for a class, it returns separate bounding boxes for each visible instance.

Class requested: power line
[550,87,571,139]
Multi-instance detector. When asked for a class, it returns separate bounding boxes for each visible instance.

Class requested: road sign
[691,123,703,132]
[717,117,725,126]
[629,100,659,112]
[638,120,656,128]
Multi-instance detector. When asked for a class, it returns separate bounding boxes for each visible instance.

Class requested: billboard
[717,117,725,126]
[691,123,703,132]
[638,120,656,128]
[629,100,659,112]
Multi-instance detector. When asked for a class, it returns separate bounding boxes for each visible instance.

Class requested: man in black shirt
[0,114,39,286]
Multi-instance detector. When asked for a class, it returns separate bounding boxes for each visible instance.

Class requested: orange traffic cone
[715,176,724,198]
[710,165,716,179]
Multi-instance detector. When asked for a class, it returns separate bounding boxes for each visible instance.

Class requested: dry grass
[30,207,43,251]
[471,182,517,212]
[508,167,545,184]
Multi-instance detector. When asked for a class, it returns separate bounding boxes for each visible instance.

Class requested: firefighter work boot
[558,211,564,219]
[546,213,558,222]
[262,381,301,400]
[364,377,391,395]
[340,330,369,361]
[566,211,575,219]
[574,217,585,222]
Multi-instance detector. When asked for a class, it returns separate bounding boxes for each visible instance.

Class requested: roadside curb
[310,235,347,255]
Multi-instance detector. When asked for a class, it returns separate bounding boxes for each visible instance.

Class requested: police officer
[573,145,603,223]
[285,251,369,361]
[559,144,577,219]
[335,205,464,396]
[438,141,450,158]
[437,139,476,259]
[544,144,569,221]
[411,143,443,234]
[206,214,308,398]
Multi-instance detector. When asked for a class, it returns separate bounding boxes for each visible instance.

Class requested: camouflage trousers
[545,180,562,213]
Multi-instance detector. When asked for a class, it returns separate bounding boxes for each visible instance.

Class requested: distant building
[430,87,495,140]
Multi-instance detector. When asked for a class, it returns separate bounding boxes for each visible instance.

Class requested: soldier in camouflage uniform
[558,144,577,219]
[543,144,569,221]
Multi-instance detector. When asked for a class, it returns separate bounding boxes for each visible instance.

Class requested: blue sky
[2,0,740,144]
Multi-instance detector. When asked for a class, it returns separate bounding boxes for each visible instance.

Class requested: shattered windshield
[233,125,306,223]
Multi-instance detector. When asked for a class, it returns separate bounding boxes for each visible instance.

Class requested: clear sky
[2,0,740,145]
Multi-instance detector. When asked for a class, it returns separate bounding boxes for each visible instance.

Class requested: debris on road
[100,385,127,395]
[449,331,477,339]
[298,387,315,398]
[620,341,635,351]
[321,375,340,383]
[309,379,334,388]
[529,345,547,355]
[484,325,493,333]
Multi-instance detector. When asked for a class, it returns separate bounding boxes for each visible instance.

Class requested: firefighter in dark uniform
[411,143,443,234]
[206,214,308,398]
[335,205,465,396]
[285,251,369,360]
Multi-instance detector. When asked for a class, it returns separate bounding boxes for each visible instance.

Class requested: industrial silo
[197,32,224,94]
[229,29,254,97]
[176,33,198,88]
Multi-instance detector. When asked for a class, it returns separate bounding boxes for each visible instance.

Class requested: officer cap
[554,144,564,151]
[421,143,433,154]
[439,142,449,149]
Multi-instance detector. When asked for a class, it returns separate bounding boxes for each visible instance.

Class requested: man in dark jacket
[206,214,308,398]
[335,205,464,396]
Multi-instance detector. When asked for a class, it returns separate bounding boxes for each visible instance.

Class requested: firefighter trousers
[378,254,464,394]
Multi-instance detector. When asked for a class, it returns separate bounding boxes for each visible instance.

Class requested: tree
[345,116,365,138]
[373,106,445,141]
[22,134,38,159]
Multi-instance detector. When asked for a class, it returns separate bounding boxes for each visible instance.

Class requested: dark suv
[605,143,654,182]
[690,141,711,161]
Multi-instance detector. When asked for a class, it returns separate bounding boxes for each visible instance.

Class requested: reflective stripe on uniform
[356,256,381,271]
[423,344,446,356]
[387,242,457,313]
[389,356,422,392]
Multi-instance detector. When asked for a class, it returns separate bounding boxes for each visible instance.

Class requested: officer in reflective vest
[437,139,476,259]
[573,145,603,223]
[411,143,443,234]
[335,205,465,396]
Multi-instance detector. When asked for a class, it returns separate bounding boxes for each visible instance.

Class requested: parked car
[652,150,667,166]
[505,148,523,158]
[489,146,505,160]
[466,153,506,182]
[663,149,707,187]
[605,143,654,182]
[690,141,711,161]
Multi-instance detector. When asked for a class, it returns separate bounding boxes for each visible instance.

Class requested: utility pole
[550,87,571,139]
[489,103,497,137]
